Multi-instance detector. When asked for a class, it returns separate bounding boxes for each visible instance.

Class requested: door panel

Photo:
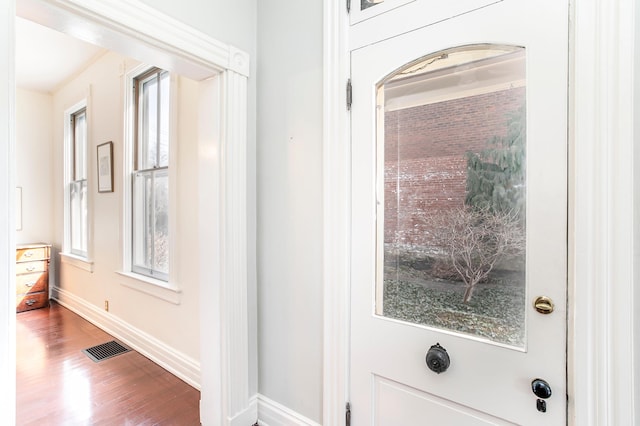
[374,376,516,425]
[350,1,568,424]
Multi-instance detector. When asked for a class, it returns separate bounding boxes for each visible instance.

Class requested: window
[361,0,384,10]
[131,68,170,281]
[67,106,88,258]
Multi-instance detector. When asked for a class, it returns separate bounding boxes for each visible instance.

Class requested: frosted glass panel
[377,46,527,347]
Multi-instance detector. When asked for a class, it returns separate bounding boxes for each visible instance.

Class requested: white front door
[349,1,568,424]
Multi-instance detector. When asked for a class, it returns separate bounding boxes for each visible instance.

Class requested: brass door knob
[533,296,554,314]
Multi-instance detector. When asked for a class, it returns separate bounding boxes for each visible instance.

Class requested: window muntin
[70,108,88,257]
[131,68,170,281]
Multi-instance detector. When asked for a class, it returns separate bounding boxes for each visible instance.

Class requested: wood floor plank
[16,301,201,425]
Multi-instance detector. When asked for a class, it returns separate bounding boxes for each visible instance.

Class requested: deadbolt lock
[531,378,552,413]
[533,296,554,314]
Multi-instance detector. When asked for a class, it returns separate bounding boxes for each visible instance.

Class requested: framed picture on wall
[97,141,114,193]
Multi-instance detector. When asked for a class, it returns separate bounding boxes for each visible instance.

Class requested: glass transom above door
[375,45,527,347]
[360,0,384,10]
[350,0,415,25]
[348,0,503,40]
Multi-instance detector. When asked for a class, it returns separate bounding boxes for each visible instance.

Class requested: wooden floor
[16,301,201,425]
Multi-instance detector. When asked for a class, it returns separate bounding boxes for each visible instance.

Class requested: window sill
[60,253,94,272]
[116,271,182,305]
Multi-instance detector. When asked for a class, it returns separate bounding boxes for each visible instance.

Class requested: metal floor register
[82,341,131,362]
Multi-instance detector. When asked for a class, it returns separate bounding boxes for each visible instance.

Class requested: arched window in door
[376,45,527,347]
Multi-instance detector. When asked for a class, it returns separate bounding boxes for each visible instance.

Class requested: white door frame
[1,1,255,425]
[323,0,640,424]
[0,3,17,424]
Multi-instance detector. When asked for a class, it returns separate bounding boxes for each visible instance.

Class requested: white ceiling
[15,17,106,93]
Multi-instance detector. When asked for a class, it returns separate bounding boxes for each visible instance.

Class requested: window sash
[135,69,170,171]
[69,179,88,257]
[72,109,87,181]
[131,167,169,281]
[68,106,88,258]
[130,67,171,282]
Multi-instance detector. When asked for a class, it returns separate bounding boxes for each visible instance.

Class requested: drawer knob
[24,251,33,257]
[25,299,37,306]
[25,281,36,287]
[26,266,35,272]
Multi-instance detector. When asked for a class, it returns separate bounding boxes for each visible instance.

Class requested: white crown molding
[228,45,251,78]
[16,0,250,78]
[51,287,201,388]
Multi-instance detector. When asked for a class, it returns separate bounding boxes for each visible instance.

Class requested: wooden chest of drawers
[16,243,51,312]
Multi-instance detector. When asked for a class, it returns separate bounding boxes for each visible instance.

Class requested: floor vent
[83,340,131,362]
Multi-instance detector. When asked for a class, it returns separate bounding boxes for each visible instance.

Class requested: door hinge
[346,79,353,111]
[346,402,351,426]
[347,0,351,14]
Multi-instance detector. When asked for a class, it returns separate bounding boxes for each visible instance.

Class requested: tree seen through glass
[378,46,527,347]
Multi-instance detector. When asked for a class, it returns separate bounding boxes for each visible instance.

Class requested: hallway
[16,301,200,425]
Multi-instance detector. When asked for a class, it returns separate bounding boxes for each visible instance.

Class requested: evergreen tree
[465,104,526,218]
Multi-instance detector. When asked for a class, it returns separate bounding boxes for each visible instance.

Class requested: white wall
[51,51,202,361]
[138,0,255,57]
[257,0,324,422]
[15,89,53,245]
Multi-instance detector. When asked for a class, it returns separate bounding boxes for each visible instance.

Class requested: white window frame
[121,63,178,293]
[62,98,93,272]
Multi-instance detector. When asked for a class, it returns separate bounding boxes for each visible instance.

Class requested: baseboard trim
[257,394,322,426]
[230,394,258,426]
[50,286,201,389]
